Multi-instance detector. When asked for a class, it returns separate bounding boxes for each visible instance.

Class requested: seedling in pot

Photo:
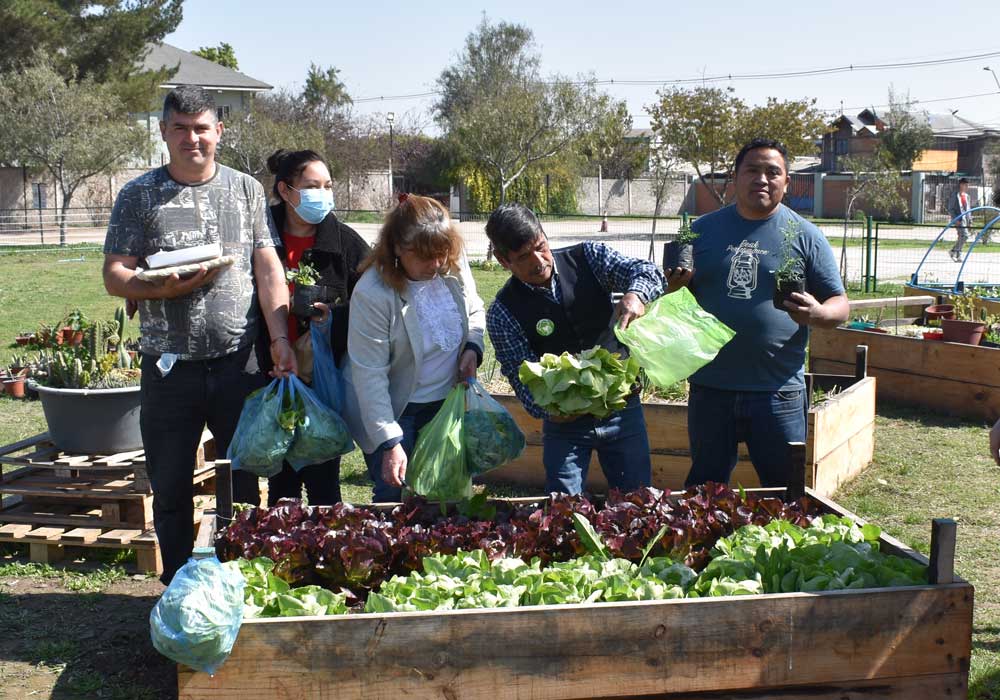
[772,220,805,311]
[663,221,699,272]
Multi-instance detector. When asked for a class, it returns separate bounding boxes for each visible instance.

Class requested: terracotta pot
[925,304,955,321]
[14,334,33,346]
[941,319,985,345]
[922,330,944,341]
[3,377,26,399]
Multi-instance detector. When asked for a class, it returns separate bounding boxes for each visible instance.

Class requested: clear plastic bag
[463,379,525,475]
[614,287,736,389]
[149,557,245,675]
[284,375,354,471]
[408,384,472,501]
[310,313,345,413]
[226,378,295,477]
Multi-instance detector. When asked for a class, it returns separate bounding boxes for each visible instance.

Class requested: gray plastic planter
[31,383,142,454]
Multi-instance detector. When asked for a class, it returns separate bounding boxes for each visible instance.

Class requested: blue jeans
[685,384,806,488]
[542,394,651,495]
[364,400,443,503]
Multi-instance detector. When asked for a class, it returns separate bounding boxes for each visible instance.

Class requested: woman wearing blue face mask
[258,148,371,506]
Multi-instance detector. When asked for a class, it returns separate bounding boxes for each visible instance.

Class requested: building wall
[575,175,688,216]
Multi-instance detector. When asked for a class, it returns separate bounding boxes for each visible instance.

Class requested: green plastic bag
[614,287,736,389]
[408,385,472,502]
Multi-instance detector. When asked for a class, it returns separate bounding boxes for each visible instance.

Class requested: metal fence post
[864,216,874,292]
[873,221,879,292]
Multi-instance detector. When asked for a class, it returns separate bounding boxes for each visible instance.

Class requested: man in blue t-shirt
[666,138,849,487]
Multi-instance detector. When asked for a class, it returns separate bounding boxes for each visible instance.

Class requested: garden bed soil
[480,367,876,498]
[177,491,972,700]
[810,325,1000,422]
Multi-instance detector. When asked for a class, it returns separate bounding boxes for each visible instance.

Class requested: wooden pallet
[0,431,217,575]
[0,429,214,493]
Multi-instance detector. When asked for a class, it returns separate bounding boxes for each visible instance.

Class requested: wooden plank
[0,475,149,500]
[29,542,63,564]
[97,528,140,545]
[849,295,935,310]
[810,326,1000,388]
[0,523,32,538]
[194,512,216,549]
[136,546,163,576]
[929,518,957,585]
[0,433,50,458]
[60,527,102,544]
[177,584,972,700]
[810,376,876,463]
[92,450,145,466]
[810,422,875,497]
[101,503,122,522]
[21,526,67,542]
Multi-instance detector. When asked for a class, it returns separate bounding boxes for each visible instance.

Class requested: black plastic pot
[773,277,806,310]
[292,283,338,318]
[662,241,694,272]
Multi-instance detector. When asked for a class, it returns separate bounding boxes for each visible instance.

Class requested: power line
[350,48,1000,104]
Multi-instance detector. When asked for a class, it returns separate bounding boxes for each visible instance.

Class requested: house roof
[923,111,994,139]
[140,43,272,92]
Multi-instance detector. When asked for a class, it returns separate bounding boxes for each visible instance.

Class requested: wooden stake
[929,518,957,585]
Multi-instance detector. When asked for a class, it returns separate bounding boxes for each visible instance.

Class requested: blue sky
[167,0,1000,131]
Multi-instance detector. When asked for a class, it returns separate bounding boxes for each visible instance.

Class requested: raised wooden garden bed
[811,324,1000,422]
[178,472,972,700]
[479,346,875,497]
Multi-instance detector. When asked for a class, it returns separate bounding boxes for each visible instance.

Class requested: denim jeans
[685,384,806,488]
[363,400,444,503]
[267,458,341,507]
[140,344,267,584]
[542,394,651,495]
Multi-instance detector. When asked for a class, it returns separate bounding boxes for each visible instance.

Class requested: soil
[0,572,176,700]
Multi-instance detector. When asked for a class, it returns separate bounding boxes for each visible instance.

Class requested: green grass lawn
[1,249,997,698]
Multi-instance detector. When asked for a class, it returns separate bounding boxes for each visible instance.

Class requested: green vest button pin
[536,319,555,336]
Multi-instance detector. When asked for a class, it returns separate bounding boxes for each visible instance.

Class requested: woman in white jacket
[343,194,485,502]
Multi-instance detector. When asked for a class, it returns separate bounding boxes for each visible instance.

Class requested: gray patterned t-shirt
[104,164,279,360]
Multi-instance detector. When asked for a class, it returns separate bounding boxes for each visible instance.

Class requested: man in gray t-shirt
[103,86,296,584]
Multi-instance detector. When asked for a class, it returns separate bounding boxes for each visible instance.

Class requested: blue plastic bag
[310,314,345,413]
[284,375,354,471]
[150,557,245,675]
[227,377,296,477]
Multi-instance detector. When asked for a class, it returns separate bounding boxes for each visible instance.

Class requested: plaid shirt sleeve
[486,298,549,420]
[582,241,665,302]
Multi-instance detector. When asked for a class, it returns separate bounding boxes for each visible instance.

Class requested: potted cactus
[772,220,806,311]
[30,307,143,453]
[662,221,698,272]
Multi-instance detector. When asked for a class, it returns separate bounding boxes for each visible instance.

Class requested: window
[216,105,231,121]
[835,139,848,155]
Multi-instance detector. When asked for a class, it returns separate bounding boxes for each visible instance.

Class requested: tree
[647,87,827,205]
[0,1,183,110]
[217,91,325,180]
[303,64,352,118]
[878,89,934,170]
[578,100,648,215]
[0,57,151,245]
[193,42,239,70]
[436,18,615,208]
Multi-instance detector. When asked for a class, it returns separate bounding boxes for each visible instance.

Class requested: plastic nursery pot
[3,377,26,399]
[662,241,694,272]
[924,304,955,321]
[941,319,986,346]
[292,283,338,319]
[922,331,944,341]
[772,277,805,311]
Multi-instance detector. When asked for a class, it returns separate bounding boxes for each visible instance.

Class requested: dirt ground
[0,568,175,700]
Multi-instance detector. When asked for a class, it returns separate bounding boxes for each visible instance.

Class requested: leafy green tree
[647,87,827,205]
[303,63,352,118]
[878,89,934,170]
[0,1,182,110]
[0,56,151,245]
[193,42,239,70]
[436,18,615,208]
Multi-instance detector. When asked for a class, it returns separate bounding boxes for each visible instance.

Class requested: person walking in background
[949,178,974,261]
[102,86,296,584]
[342,195,485,503]
[259,149,371,506]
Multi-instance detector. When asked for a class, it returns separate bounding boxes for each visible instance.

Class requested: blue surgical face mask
[290,186,334,224]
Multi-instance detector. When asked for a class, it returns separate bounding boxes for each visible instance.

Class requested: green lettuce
[518,346,640,419]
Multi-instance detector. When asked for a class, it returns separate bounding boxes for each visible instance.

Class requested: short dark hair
[485,203,545,257]
[734,138,790,174]
[162,85,217,123]
[958,177,969,185]
[267,149,328,202]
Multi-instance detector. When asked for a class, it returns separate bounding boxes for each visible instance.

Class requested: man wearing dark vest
[484,203,665,494]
